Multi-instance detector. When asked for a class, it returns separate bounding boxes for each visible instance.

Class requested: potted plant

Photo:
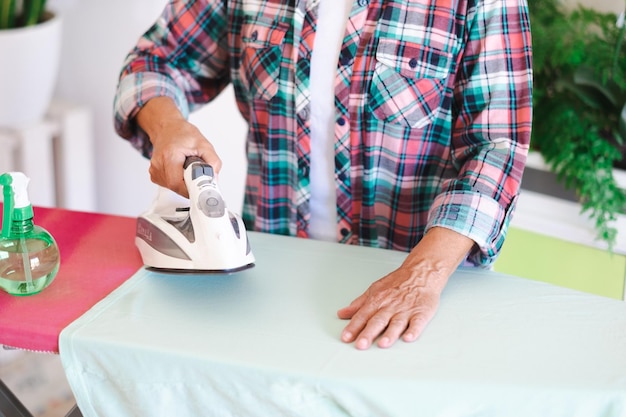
[529,0,626,251]
[0,0,62,128]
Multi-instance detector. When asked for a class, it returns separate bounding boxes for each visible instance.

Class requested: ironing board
[2,207,626,416]
[59,233,626,417]
[0,206,142,417]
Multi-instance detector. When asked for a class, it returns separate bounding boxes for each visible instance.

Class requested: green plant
[0,0,48,30]
[530,0,626,249]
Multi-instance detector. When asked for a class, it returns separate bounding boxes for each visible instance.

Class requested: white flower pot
[0,11,62,129]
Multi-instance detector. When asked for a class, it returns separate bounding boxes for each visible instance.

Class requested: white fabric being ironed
[60,232,626,417]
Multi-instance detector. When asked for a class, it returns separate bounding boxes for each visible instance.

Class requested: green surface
[494,227,626,300]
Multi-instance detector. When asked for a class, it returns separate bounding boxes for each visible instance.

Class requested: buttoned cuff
[426,191,517,267]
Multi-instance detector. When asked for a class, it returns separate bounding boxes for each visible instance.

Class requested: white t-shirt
[308,0,353,242]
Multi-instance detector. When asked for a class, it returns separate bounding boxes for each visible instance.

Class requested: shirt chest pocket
[239,18,289,101]
[369,37,455,129]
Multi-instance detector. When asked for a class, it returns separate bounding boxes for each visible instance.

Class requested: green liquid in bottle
[0,223,60,296]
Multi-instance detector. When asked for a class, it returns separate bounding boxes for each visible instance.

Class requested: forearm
[400,226,475,293]
[136,96,186,142]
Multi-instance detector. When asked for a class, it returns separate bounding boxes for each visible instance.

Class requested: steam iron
[135,156,255,273]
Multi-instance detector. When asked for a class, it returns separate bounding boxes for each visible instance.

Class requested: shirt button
[250,30,258,41]
[337,117,346,126]
[409,58,418,68]
[357,0,368,6]
[340,228,350,237]
[297,204,307,218]
[299,106,310,120]
[339,53,353,66]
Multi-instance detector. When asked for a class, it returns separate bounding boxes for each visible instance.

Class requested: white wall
[47,0,623,217]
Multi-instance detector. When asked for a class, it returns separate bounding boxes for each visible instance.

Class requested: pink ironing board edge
[0,206,143,353]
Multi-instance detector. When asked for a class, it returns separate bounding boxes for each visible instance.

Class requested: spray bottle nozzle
[1,172,34,239]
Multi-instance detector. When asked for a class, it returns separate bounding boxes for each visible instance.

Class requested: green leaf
[556,79,614,110]
[573,65,620,108]
[0,0,16,29]
[22,0,46,26]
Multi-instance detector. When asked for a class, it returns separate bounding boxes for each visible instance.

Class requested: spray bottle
[0,172,60,296]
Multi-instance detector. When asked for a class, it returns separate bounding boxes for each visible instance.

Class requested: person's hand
[136,97,221,197]
[337,227,475,349]
[148,118,221,197]
[337,263,445,350]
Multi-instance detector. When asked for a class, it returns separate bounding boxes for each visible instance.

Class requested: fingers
[338,305,376,346]
[343,308,434,350]
[352,312,395,350]
[202,151,222,175]
[402,315,431,343]
[338,282,440,350]
[377,315,410,349]
[148,120,222,197]
[336,293,366,320]
[149,153,187,197]
[377,312,434,348]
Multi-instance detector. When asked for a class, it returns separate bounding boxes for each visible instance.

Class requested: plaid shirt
[114,0,533,266]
